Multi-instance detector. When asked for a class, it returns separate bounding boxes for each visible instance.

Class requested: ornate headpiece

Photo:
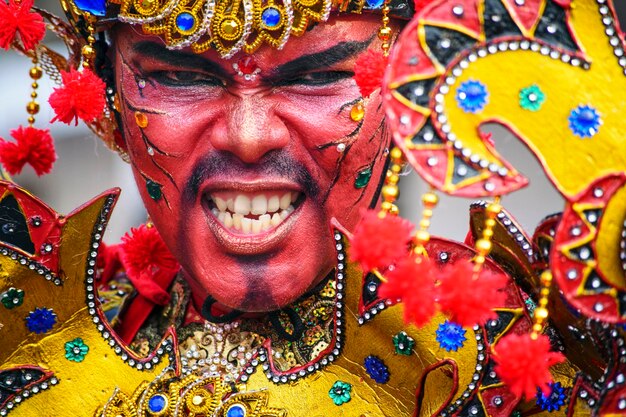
[60,0,413,57]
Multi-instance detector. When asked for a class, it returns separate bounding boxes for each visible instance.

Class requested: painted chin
[200,184,309,255]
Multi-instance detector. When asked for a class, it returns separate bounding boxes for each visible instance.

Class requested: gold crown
[60,0,372,57]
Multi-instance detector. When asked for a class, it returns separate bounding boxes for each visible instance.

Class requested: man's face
[112,16,390,312]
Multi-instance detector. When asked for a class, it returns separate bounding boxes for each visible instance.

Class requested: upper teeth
[210,192,299,234]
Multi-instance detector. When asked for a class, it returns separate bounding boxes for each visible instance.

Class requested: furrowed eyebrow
[131,41,231,80]
[264,38,373,84]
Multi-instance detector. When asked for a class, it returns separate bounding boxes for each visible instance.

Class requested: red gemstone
[237,56,258,75]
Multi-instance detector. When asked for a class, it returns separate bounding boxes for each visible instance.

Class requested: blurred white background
[0,1,624,243]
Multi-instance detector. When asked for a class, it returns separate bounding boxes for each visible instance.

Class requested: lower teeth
[212,205,295,234]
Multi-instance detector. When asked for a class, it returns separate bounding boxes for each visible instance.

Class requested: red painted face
[111,15,391,313]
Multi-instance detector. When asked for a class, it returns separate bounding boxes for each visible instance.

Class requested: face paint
[112,15,392,312]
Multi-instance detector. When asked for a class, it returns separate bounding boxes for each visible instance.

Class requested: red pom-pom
[437,260,508,327]
[349,210,414,272]
[379,255,438,326]
[354,48,389,98]
[0,0,45,51]
[119,224,179,305]
[494,333,565,399]
[0,125,56,176]
[49,68,106,126]
[120,224,178,279]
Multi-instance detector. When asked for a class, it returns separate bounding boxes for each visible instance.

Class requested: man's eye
[150,70,225,87]
[281,71,354,86]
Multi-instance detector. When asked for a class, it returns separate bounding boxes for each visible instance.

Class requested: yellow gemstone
[141,0,153,8]
[135,111,148,128]
[221,19,239,36]
[192,395,204,406]
[350,102,364,122]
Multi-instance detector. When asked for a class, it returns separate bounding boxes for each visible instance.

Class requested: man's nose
[210,95,290,164]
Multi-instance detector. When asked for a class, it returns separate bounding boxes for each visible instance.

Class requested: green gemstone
[354,167,373,189]
[146,179,162,201]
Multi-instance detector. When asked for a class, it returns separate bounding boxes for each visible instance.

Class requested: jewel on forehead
[233,56,261,81]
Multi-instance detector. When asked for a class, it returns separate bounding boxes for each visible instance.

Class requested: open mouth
[202,191,304,235]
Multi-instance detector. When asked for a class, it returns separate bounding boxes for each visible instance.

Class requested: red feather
[494,333,566,399]
[0,125,56,176]
[49,68,106,126]
[353,48,389,98]
[349,209,414,272]
[437,260,508,327]
[379,255,438,327]
[0,0,45,51]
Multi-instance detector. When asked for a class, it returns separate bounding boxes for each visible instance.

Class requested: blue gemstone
[25,307,57,334]
[261,7,281,28]
[176,12,195,32]
[227,404,246,417]
[366,0,384,8]
[73,0,106,16]
[148,394,167,413]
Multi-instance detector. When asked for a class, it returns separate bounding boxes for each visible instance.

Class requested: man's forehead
[115,14,381,69]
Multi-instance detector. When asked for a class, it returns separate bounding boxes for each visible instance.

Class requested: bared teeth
[267,196,280,212]
[210,191,301,234]
[259,214,271,230]
[241,217,252,233]
[234,195,251,215]
[279,193,291,210]
[251,195,267,215]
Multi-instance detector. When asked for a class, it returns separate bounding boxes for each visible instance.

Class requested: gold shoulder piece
[0,181,177,416]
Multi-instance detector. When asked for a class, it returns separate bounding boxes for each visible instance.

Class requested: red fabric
[494,333,566,399]
[96,242,123,283]
[437,260,508,327]
[349,209,414,272]
[0,0,45,51]
[116,268,179,343]
[354,49,389,98]
[49,68,106,126]
[0,125,56,176]
[379,255,437,327]
[413,0,434,11]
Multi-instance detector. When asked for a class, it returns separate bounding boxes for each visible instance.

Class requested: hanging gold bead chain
[26,56,43,126]
[472,198,502,274]
[413,190,438,256]
[81,15,97,69]
[531,270,553,338]
[378,0,392,57]
[380,147,403,217]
